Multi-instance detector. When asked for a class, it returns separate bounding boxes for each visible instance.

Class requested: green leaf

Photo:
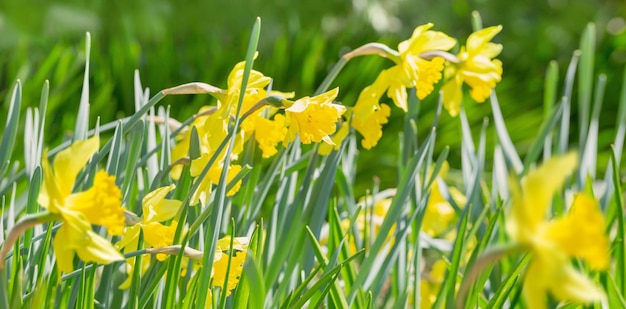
[0,81,21,178]
[74,32,92,142]
[577,23,595,149]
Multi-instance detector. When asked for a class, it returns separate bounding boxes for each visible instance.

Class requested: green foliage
[0,5,626,309]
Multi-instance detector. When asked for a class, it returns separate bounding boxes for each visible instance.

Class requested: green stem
[0,212,58,268]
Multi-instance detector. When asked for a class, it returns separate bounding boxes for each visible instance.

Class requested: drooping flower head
[507,152,609,309]
[116,184,183,288]
[442,25,503,116]
[349,23,455,149]
[39,136,124,274]
[283,87,346,145]
[351,71,392,150]
[391,23,457,109]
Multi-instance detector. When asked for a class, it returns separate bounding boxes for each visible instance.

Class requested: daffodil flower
[351,72,392,150]
[389,23,457,110]
[253,113,288,158]
[189,155,243,205]
[442,26,503,116]
[349,23,455,149]
[283,87,346,145]
[423,162,466,238]
[507,152,609,309]
[211,236,248,295]
[318,120,350,155]
[39,136,125,274]
[420,259,447,308]
[116,184,182,288]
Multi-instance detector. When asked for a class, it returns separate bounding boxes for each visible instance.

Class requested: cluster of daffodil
[0,135,248,297]
[169,59,345,205]
[344,23,503,149]
[165,23,502,204]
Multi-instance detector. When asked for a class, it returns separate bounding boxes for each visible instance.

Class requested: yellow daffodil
[211,236,248,296]
[423,162,466,238]
[420,259,447,309]
[442,26,503,116]
[390,23,457,110]
[351,72,392,150]
[214,58,271,117]
[283,87,346,145]
[318,120,350,155]
[39,136,124,274]
[170,106,214,180]
[116,184,182,288]
[189,155,243,205]
[357,23,456,112]
[507,152,609,309]
[251,113,288,158]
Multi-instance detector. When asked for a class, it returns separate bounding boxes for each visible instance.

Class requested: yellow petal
[466,26,503,53]
[142,184,181,223]
[211,250,246,296]
[550,264,606,304]
[544,193,609,270]
[66,170,125,235]
[53,225,78,274]
[208,164,243,197]
[142,221,178,261]
[115,224,141,251]
[520,152,578,231]
[53,136,100,199]
[54,210,123,274]
[441,75,463,117]
[318,121,350,156]
[74,230,124,266]
[39,149,58,211]
[522,259,549,309]
[285,89,345,145]
[254,114,288,158]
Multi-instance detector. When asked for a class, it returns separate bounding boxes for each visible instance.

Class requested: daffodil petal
[550,264,606,304]
[75,230,124,265]
[522,152,577,230]
[545,193,609,270]
[53,136,100,198]
[143,184,181,223]
[53,225,78,274]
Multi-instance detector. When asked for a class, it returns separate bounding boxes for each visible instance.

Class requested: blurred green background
[1,0,625,193]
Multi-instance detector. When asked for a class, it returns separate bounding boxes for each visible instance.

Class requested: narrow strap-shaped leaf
[558,51,581,154]
[490,91,523,173]
[579,74,606,182]
[74,32,91,142]
[0,81,21,178]
[577,23,595,149]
